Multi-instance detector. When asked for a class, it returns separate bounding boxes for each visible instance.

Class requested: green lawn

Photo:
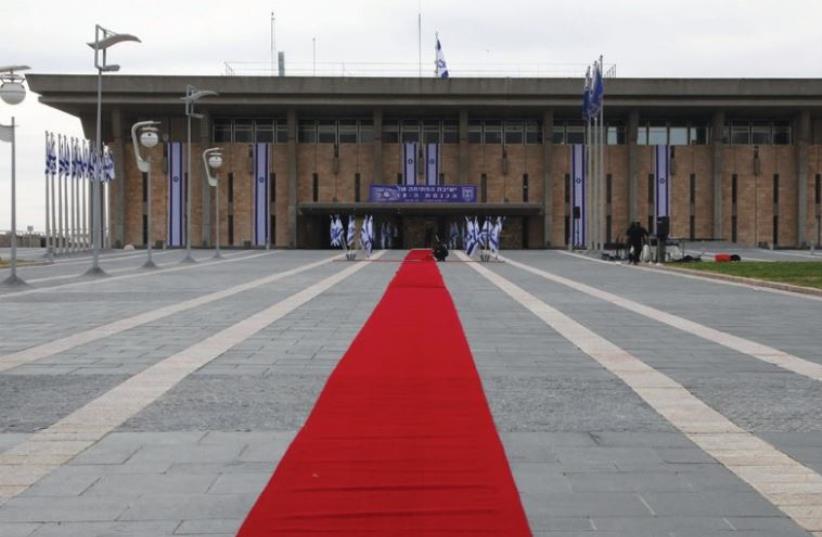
[683,261,822,289]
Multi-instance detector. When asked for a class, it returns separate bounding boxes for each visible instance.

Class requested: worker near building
[625,221,648,265]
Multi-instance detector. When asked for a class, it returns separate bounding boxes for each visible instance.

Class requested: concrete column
[287,109,298,248]
[711,110,725,239]
[111,109,126,248]
[627,110,639,223]
[373,108,383,182]
[458,110,469,185]
[542,109,554,247]
[796,109,811,247]
[200,112,212,246]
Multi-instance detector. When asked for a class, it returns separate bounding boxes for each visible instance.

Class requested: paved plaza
[0,248,820,536]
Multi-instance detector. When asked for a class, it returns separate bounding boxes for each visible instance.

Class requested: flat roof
[27,74,822,118]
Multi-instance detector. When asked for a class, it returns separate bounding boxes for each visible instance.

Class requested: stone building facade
[28,75,822,249]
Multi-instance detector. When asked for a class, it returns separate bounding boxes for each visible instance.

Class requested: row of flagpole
[44,131,114,259]
[582,55,605,251]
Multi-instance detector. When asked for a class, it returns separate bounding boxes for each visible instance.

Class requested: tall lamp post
[180,85,218,264]
[202,148,223,258]
[131,120,161,268]
[86,24,140,277]
[1,65,30,287]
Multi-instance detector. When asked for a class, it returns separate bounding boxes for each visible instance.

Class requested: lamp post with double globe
[131,120,161,268]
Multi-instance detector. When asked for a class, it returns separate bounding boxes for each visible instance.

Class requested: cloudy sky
[2,0,821,230]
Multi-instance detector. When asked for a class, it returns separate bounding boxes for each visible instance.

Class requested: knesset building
[28,75,822,249]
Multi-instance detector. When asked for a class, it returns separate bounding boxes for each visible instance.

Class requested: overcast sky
[3,0,822,231]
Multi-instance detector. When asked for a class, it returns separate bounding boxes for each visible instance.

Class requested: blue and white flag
[360,215,373,255]
[448,221,459,249]
[490,217,503,254]
[654,145,671,229]
[480,217,491,249]
[435,34,449,78]
[330,215,344,248]
[58,136,70,176]
[465,217,479,256]
[45,132,57,175]
[88,147,98,182]
[346,215,356,248]
[581,66,592,121]
[253,143,270,246]
[103,147,115,182]
[590,60,604,117]
[403,142,417,185]
[425,143,439,185]
[167,142,185,247]
[70,139,80,179]
[81,141,90,180]
[571,144,586,248]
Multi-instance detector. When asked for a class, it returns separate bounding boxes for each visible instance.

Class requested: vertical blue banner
[253,143,270,246]
[403,142,417,185]
[571,144,586,248]
[425,143,439,185]
[655,145,671,226]
[167,142,185,247]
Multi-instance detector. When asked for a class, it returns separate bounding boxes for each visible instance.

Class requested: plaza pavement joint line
[0,250,384,504]
[458,250,822,536]
[0,252,336,373]
[526,252,822,381]
[0,250,273,301]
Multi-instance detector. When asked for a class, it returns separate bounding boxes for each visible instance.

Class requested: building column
[287,109,298,248]
[373,108,383,183]
[542,109,554,247]
[200,112,211,247]
[711,110,725,239]
[796,109,811,247]
[111,108,126,248]
[458,110,469,185]
[627,110,639,223]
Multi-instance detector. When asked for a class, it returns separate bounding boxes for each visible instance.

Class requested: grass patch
[683,261,822,289]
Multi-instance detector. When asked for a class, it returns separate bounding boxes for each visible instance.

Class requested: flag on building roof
[581,66,592,121]
[435,33,449,79]
[590,59,604,117]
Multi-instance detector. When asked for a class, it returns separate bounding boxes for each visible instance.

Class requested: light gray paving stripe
[561,249,822,303]
[0,252,334,373]
[0,251,384,504]
[458,251,822,535]
[513,253,822,381]
[0,251,273,301]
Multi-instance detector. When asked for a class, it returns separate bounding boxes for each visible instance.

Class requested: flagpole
[417,1,422,78]
[599,55,606,251]
[50,136,57,254]
[44,133,52,261]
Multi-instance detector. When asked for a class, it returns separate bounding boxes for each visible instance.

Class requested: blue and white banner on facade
[167,142,185,247]
[369,184,476,203]
[571,144,586,248]
[654,145,671,227]
[253,143,270,246]
[403,142,417,185]
[425,143,439,185]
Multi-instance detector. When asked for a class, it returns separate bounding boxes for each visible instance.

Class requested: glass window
[773,124,791,145]
[637,125,647,145]
[669,126,688,146]
[484,120,502,144]
[551,126,564,144]
[255,120,274,143]
[607,126,625,145]
[275,122,289,143]
[401,120,420,143]
[751,122,771,145]
[648,125,667,145]
[468,120,482,144]
[566,125,584,144]
[234,119,253,143]
[689,126,708,145]
[338,120,357,143]
[359,120,374,143]
[504,121,523,144]
[382,120,399,143]
[525,121,541,144]
[443,120,458,144]
[317,120,336,143]
[423,120,440,144]
[298,120,316,143]
[731,123,750,144]
[213,120,231,143]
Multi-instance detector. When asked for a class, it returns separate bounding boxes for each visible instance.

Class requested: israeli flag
[571,144,586,248]
[490,217,503,255]
[590,60,604,117]
[103,147,115,182]
[88,147,98,182]
[58,136,70,176]
[435,34,449,79]
[70,139,79,179]
[655,145,671,226]
[464,217,479,257]
[346,215,356,248]
[81,142,90,179]
[581,66,592,121]
[480,217,492,249]
[425,143,439,185]
[403,142,417,185]
[360,215,374,255]
[46,132,57,175]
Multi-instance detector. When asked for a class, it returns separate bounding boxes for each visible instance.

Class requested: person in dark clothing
[432,235,449,262]
[625,221,648,264]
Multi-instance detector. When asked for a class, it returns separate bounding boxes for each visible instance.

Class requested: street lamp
[1,65,30,287]
[202,147,223,258]
[180,85,218,263]
[86,24,140,277]
[131,120,161,268]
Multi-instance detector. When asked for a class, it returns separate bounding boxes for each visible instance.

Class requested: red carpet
[236,250,532,536]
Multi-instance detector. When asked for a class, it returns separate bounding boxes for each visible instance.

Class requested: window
[298,120,317,143]
[383,120,399,143]
[731,216,737,243]
[483,120,502,144]
[312,173,319,202]
[751,122,771,145]
[504,121,523,144]
[213,120,232,143]
[607,126,625,145]
[255,120,274,143]
[689,173,696,203]
[141,172,148,202]
[270,173,276,202]
[276,122,289,143]
[566,125,585,144]
[815,174,821,205]
[234,120,253,143]
[270,216,276,245]
[773,174,780,205]
[648,174,654,204]
[732,174,737,204]
[648,125,667,145]
[338,120,357,143]
[773,123,791,144]
[468,120,482,143]
[359,120,374,143]
[669,127,688,146]
[355,173,361,202]
[689,126,709,145]
[401,120,420,143]
[228,172,234,203]
[689,215,695,240]
[606,215,612,244]
[228,215,234,246]
[637,126,648,145]
[773,216,779,245]
[317,120,336,143]
[142,215,147,246]
[481,174,487,202]
[606,174,612,203]
[731,123,751,144]
[439,172,445,185]
[423,120,440,144]
[552,126,565,144]
[396,173,402,185]
[522,173,529,202]
[564,173,571,203]
[525,121,541,144]
[443,120,458,144]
